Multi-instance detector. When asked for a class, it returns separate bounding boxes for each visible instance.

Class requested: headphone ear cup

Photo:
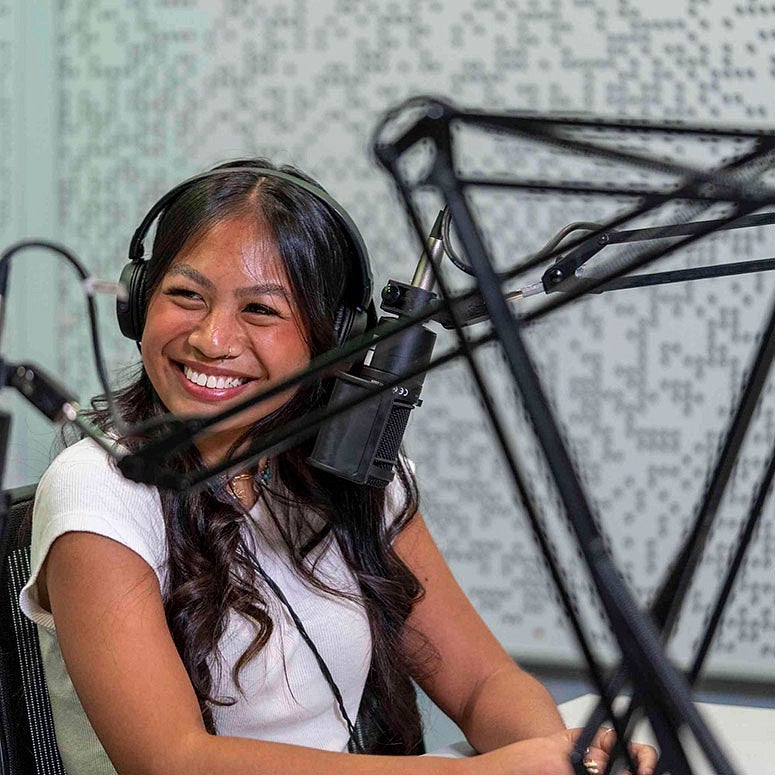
[333,301,375,346]
[333,304,354,345]
[116,260,147,341]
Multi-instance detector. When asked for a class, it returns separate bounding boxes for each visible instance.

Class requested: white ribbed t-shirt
[19,438,376,774]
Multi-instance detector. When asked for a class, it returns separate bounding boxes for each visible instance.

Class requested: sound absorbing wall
[3,0,775,683]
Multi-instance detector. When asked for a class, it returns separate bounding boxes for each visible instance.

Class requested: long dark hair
[89,160,432,753]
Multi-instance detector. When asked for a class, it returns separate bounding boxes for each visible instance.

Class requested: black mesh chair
[0,485,67,774]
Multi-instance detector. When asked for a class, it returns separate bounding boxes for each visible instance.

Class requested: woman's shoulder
[34,436,165,543]
[22,438,168,631]
[43,435,124,473]
[41,435,143,489]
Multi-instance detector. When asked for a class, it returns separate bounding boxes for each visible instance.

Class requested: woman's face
[142,214,312,464]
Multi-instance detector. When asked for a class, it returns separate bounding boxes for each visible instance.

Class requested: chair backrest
[0,486,67,775]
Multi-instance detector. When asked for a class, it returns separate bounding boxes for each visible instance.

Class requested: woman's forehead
[171,215,287,283]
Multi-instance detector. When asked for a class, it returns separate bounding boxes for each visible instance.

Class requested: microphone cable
[439,206,602,280]
[237,541,365,754]
[0,240,130,443]
[218,482,365,755]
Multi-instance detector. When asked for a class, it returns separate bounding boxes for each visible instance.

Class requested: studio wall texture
[3,0,775,682]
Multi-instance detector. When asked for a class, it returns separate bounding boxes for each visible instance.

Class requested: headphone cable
[237,540,365,754]
[218,481,366,755]
[0,240,128,436]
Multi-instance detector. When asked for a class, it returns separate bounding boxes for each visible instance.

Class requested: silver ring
[599,726,616,754]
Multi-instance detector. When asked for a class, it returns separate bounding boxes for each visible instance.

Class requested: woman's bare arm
[393,515,657,775]
[394,513,566,752]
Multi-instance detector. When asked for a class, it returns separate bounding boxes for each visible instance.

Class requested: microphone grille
[367,404,412,486]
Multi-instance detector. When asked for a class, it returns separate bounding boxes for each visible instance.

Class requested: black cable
[440,206,602,277]
[0,241,126,435]
[215,480,365,756]
[237,541,364,754]
[111,201,775,468]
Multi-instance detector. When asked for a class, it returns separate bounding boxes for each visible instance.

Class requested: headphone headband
[128,167,372,308]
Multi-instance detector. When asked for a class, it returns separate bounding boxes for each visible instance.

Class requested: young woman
[20,160,656,774]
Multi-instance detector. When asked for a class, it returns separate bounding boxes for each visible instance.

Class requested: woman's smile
[173,360,256,401]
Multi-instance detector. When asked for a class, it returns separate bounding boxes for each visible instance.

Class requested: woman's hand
[467,727,658,775]
[574,725,657,775]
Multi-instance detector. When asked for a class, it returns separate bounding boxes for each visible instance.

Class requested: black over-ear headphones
[116,165,375,344]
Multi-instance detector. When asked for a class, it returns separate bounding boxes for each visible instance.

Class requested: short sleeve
[19,437,168,632]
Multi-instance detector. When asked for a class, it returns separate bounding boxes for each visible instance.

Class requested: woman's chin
[192,424,256,465]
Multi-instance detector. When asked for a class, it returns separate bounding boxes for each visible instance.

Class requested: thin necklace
[229,459,271,496]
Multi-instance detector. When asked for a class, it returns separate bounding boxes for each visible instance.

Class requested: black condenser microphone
[308,213,444,487]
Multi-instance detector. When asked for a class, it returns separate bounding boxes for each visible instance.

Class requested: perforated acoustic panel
[8,0,775,680]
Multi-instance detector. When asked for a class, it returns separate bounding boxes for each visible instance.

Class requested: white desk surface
[560,693,775,775]
[428,693,775,774]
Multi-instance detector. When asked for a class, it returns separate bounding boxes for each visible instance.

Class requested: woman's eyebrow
[234,282,288,300]
[166,265,214,290]
[166,265,288,299]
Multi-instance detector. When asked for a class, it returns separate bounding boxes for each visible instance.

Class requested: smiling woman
[17,160,657,775]
[141,215,312,463]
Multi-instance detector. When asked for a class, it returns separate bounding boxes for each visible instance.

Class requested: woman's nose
[187,308,243,360]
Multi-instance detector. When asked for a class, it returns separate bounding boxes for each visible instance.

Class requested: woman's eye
[164,287,203,302]
[244,303,279,316]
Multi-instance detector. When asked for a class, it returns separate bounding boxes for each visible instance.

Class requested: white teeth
[183,366,246,389]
